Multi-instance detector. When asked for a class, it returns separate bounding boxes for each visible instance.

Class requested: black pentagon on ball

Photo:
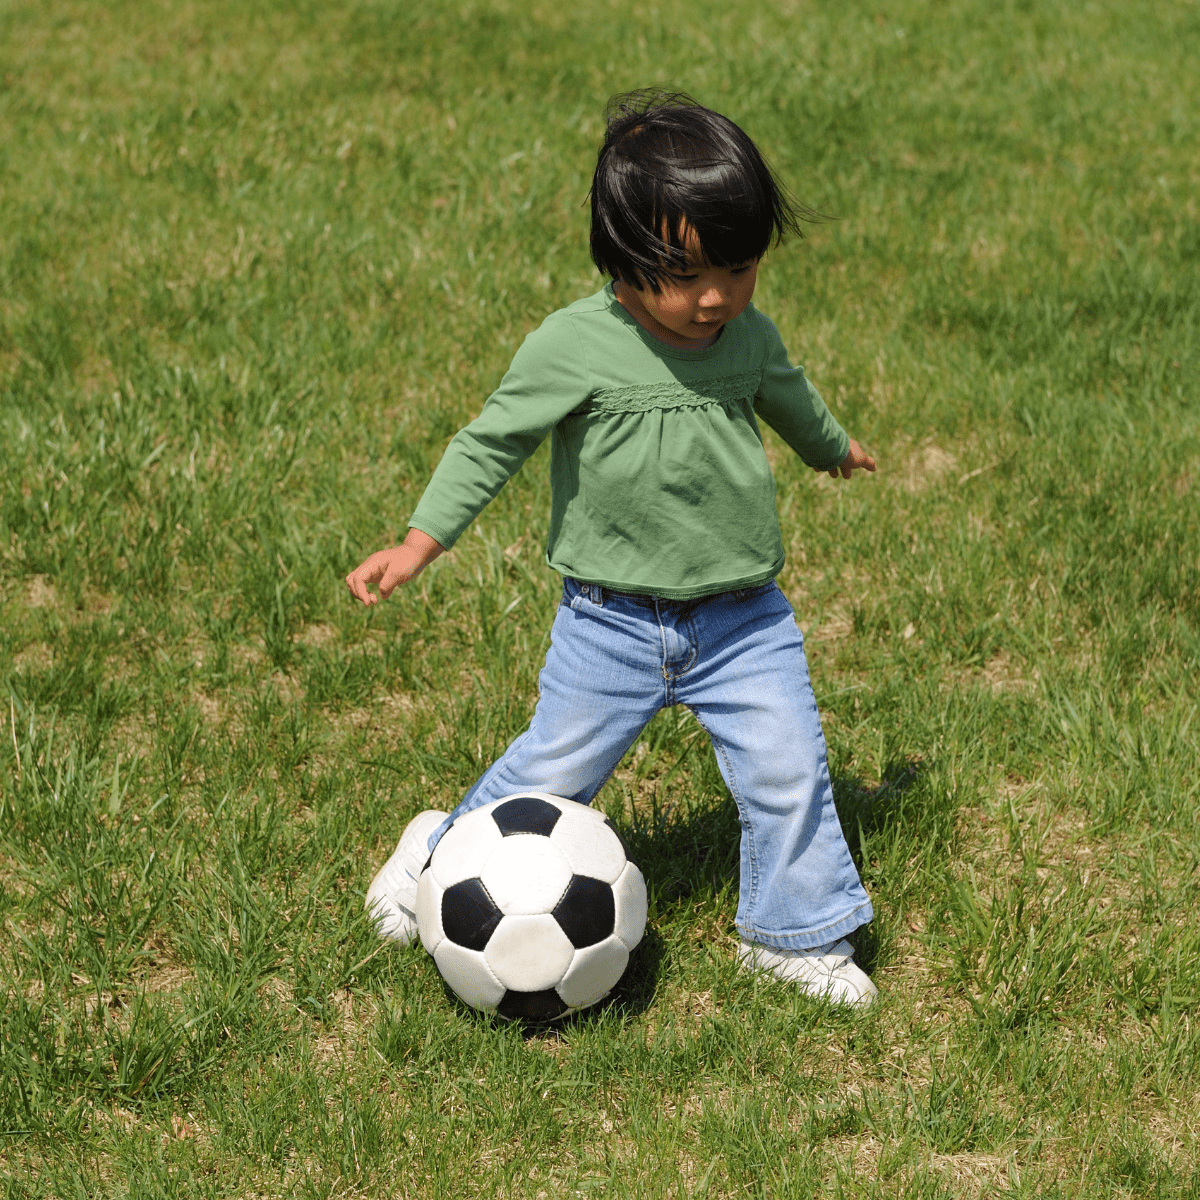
[441,877,503,951]
[491,796,561,837]
[552,875,615,949]
[497,988,569,1022]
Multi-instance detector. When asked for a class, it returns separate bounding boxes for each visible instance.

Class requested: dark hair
[589,90,812,291]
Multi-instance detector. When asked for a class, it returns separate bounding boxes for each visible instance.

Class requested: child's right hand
[819,438,876,480]
[345,528,445,606]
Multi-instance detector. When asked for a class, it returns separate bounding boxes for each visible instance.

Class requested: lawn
[1,0,1198,1195]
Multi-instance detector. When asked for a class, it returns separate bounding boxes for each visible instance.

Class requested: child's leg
[674,583,873,951]
[425,580,667,852]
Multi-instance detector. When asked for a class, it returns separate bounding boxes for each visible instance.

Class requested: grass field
[2,0,1198,1195]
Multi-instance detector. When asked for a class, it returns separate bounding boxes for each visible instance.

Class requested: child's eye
[668,272,699,283]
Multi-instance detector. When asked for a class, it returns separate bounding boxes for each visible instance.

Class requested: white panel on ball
[550,816,626,884]
[557,936,630,1009]
[479,838,573,915]
[415,870,445,956]
[484,914,575,992]
[428,814,503,889]
[434,941,506,1010]
[611,860,648,951]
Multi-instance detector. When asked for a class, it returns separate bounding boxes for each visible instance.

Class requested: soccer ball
[415,792,647,1021]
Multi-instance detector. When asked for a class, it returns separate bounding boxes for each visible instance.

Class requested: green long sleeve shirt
[408,284,849,600]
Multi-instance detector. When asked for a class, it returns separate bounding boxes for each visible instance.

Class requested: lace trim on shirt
[583,369,763,414]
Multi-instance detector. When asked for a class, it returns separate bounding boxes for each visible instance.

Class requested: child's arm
[345,528,444,606]
[749,311,876,481]
[346,312,591,608]
[819,438,876,480]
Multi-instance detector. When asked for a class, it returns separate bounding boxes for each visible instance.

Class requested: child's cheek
[661,292,692,320]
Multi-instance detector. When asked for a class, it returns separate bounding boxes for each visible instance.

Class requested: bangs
[657,159,778,270]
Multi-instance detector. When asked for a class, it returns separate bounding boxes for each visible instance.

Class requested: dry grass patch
[927,1149,1021,1197]
[808,612,854,643]
[896,442,959,495]
[141,959,196,996]
[310,987,372,1067]
[25,575,57,609]
[297,622,339,649]
[6,636,50,677]
[981,649,1038,694]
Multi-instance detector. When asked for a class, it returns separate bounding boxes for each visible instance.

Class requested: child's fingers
[345,570,375,605]
[830,441,876,478]
[378,563,407,598]
[346,556,386,605]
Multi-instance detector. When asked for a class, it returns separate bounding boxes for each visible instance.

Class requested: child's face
[617,234,759,349]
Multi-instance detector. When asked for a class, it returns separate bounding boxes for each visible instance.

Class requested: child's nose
[698,284,727,309]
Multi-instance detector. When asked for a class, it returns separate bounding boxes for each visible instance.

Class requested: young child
[347,91,879,1005]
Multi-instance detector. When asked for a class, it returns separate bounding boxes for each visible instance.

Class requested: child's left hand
[820,439,876,479]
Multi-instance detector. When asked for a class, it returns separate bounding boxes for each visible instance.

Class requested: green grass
[2,0,1198,1195]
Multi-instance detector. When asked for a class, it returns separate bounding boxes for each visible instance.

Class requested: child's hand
[819,439,876,480]
[346,528,445,606]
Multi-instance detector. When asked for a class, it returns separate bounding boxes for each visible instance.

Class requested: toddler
[347,91,878,1005]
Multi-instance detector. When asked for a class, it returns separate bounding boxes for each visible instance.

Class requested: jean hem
[737,899,874,951]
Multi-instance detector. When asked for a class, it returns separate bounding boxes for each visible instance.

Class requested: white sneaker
[365,810,449,945]
[738,937,878,1006]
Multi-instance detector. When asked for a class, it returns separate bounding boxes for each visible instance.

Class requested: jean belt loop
[594,585,604,608]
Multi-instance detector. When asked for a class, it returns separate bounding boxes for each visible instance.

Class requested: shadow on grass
[836,755,931,976]
[607,755,931,985]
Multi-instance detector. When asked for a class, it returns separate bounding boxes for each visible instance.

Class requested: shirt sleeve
[408,313,591,549]
[751,311,849,472]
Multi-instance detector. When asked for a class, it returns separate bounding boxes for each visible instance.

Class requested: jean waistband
[563,577,777,610]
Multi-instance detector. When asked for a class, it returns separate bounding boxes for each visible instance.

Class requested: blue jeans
[429,578,873,950]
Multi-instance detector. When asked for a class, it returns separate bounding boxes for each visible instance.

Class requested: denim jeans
[428,578,873,950]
